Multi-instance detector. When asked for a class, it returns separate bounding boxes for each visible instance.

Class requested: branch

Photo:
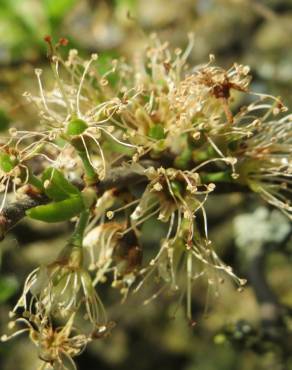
[0,160,155,240]
[96,161,154,193]
[0,193,49,241]
[0,160,249,241]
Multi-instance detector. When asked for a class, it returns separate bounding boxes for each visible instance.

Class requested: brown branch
[0,160,156,240]
[0,160,250,241]
[0,193,49,241]
[96,160,155,193]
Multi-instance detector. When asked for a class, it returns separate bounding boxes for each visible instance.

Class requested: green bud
[66,118,88,136]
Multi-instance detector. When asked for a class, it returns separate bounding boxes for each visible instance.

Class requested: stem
[77,150,98,184]
[70,210,90,247]
[70,137,98,185]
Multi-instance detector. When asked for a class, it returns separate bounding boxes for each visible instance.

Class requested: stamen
[76,55,98,117]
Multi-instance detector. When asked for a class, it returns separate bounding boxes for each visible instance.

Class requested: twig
[0,160,156,240]
[0,193,49,241]
[0,159,249,241]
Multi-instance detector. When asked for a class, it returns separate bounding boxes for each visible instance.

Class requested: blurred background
[0,0,292,369]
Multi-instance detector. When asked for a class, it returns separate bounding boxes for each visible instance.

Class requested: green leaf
[42,167,80,201]
[26,196,85,223]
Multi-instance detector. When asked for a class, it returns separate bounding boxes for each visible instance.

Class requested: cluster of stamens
[1,34,291,369]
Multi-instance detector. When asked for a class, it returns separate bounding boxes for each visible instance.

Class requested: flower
[0,135,45,211]
[12,244,107,327]
[1,308,113,370]
[231,96,292,219]
[111,165,246,320]
[83,221,143,300]
[127,166,213,230]
[83,221,123,273]
[23,47,141,180]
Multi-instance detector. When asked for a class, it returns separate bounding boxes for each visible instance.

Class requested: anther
[34,69,43,76]
[106,211,114,220]
[9,128,18,137]
[43,180,50,189]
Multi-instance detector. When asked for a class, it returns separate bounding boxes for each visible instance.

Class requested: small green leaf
[42,167,80,201]
[26,196,85,222]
